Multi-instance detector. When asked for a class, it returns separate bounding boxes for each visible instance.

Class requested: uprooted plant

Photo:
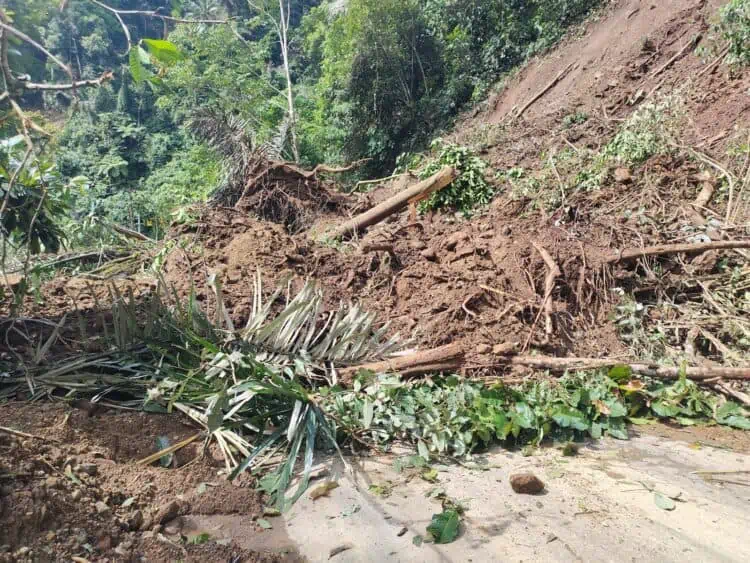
[3,272,749,511]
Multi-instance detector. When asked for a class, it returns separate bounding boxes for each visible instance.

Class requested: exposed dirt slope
[0,402,289,562]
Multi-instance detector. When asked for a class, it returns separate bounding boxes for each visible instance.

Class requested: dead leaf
[329,544,353,558]
[310,480,339,500]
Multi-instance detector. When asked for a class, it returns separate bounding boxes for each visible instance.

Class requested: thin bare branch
[87,0,228,24]
[0,21,74,84]
[24,70,114,91]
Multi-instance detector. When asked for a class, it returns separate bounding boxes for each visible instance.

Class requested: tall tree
[248,0,300,162]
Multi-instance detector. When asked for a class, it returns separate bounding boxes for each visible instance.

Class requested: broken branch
[341,343,750,382]
[532,242,561,339]
[606,240,750,264]
[515,62,576,120]
[651,34,702,78]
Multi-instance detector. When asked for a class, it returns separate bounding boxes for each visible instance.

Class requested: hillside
[2,0,750,561]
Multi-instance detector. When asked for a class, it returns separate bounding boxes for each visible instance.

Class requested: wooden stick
[361,243,395,254]
[340,345,750,382]
[651,34,702,78]
[515,63,576,120]
[110,222,155,242]
[714,382,750,406]
[136,432,202,466]
[697,44,730,78]
[0,425,61,443]
[328,167,457,240]
[532,242,561,338]
[606,240,750,264]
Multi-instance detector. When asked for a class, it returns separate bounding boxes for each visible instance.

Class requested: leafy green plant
[1,137,72,256]
[427,508,461,544]
[719,0,750,66]
[418,139,494,215]
[563,111,589,128]
[324,369,750,460]
[603,95,684,164]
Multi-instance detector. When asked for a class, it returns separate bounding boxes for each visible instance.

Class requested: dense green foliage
[720,0,750,65]
[2,0,606,248]
[416,140,493,216]
[326,368,750,460]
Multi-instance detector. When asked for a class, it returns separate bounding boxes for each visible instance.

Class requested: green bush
[417,140,494,216]
[603,95,684,164]
[720,0,750,65]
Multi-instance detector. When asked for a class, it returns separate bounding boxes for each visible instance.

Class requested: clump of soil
[0,402,288,562]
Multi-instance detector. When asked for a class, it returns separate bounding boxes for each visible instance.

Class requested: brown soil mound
[0,402,290,562]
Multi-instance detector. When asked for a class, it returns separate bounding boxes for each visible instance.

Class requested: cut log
[606,240,750,264]
[328,167,458,240]
[338,342,464,384]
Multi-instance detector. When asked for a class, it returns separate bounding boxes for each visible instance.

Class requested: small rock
[79,463,98,476]
[153,500,180,526]
[45,531,56,542]
[162,517,183,536]
[97,535,112,551]
[420,248,437,262]
[500,225,512,236]
[95,500,111,516]
[130,510,144,531]
[15,547,30,557]
[510,473,545,495]
[614,168,632,184]
[445,231,468,251]
[409,240,427,251]
[475,344,491,354]
[138,514,152,532]
[45,477,61,490]
[71,489,82,502]
[492,342,517,355]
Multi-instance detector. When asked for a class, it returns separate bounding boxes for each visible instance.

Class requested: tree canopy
[1,0,604,254]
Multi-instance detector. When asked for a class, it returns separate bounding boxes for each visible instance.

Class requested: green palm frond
[6,273,402,509]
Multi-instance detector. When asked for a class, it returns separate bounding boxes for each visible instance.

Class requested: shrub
[719,0,750,65]
[603,95,684,164]
[417,140,494,216]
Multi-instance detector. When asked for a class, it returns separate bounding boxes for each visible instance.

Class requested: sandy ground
[177,430,750,562]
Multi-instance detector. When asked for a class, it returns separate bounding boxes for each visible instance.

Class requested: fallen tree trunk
[110,223,155,243]
[340,343,750,382]
[606,240,750,263]
[329,167,457,240]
